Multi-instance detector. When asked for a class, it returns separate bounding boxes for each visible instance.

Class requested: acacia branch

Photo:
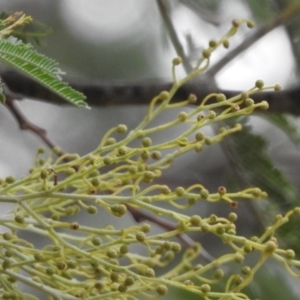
[3,69,300,115]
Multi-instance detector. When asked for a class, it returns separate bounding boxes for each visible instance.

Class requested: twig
[126,204,215,262]
[207,2,300,77]
[4,95,65,157]
[156,0,193,73]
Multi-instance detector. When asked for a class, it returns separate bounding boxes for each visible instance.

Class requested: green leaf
[0,37,88,108]
[227,119,297,207]
[225,118,300,255]
[263,113,300,146]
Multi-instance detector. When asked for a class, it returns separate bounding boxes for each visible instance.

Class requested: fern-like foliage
[0,37,88,108]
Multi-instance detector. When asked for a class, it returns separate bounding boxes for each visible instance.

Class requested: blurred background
[1,0,300,299]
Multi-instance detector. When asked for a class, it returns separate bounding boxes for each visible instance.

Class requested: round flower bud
[103,156,113,165]
[218,186,226,195]
[231,104,240,111]
[144,267,155,277]
[151,151,161,160]
[264,240,277,253]
[232,19,240,27]
[15,215,25,224]
[241,266,252,275]
[140,151,150,161]
[110,272,119,282]
[118,284,127,293]
[5,250,13,257]
[120,244,129,255]
[172,57,182,66]
[285,249,295,260]
[87,205,97,214]
[216,93,226,102]
[2,259,11,269]
[200,284,211,293]
[161,185,171,194]
[294,207,300,215]
[116,124,127,134]
[141,223,151,233]
[190,215,201,226]
[223,39,230,48]
[247,20,255,28]
[208,110,216,119]
[171,242,181,253]
[163,241,172,250]
[200,189,209,199]
[117,146,127,156]
[155,245,164,254]
[234,275,243,285]
[234,253,244,264]
[143,171,155,182]
[255,80,264,89]
[128,165,138,174]
[67,259,78,269]
[107,249,118,259]
[92,236,102,246]
[156,284,168,296]
[34,253,45,262]
[91,178,100,187]
[3,232,13,240]
[56,260,66,270]
[104,137,116,145]
[228,212,238,222]
[94,281,104,290]
[110,204,127,217]
[274,84,281,91]
[46,267,55,275]
[142,137,152,147]
[178,111,188,122]
[243,243,253,253]
[188,94,197,103]
[175,186,185,197]
[197,114,205,122]
[159,91,170,101]
[216,226,225,235]
[124,276,135,286]
[205,138,213,145]
[260,101,269,110]
[136,231,146,242]
[40,169,48,180]
[195,143,203,152]
[214,269,224,279]
[245,98,254,106]
[5,176,15,184]
[70,222,79,230]
[195,132,205,141]
[209,39,217,48]
[202,49,211,59]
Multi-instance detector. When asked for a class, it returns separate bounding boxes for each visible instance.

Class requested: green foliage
[0,12,87,108]
[263,113,300,146]
[228,119,298,208]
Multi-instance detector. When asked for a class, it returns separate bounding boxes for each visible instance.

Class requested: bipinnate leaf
[0,37,88,108]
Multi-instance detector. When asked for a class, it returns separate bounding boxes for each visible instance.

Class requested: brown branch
[4,95,66,157]
[126,204,215,262]
[3,69,300,115]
